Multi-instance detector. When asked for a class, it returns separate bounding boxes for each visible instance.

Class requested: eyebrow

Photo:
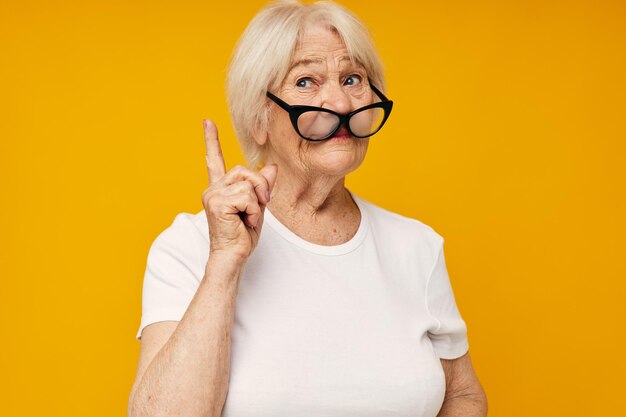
[287,55,354,74]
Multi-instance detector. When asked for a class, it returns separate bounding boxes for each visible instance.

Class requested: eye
[296,77,313,88]
[344,74,363,86]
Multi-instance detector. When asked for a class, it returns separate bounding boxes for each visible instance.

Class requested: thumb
[258,163,278,196]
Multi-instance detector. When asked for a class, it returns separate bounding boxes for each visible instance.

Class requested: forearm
[129,255,244,417]
[437,391,488,417]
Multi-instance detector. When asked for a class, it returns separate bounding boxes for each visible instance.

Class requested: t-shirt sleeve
[425,239,469,359]
[136,214,205,340]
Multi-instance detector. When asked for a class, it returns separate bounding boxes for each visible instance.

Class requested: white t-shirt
[137,192,469,417]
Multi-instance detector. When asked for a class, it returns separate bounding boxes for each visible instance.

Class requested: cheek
[357,140,370,159]
[352,140,370,164]
[269,113,297,147]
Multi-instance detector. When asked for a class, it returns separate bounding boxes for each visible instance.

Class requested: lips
[329,127,352,140]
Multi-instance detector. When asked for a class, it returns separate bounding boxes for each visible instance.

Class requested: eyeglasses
[266,84,393,141]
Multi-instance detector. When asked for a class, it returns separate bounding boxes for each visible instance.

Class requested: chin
[314,151,366,177]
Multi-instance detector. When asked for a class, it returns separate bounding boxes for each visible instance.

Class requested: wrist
[204,250,246,285]
[208,249,248,267]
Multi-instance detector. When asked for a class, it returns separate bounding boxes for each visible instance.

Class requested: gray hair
[226,0,386,168]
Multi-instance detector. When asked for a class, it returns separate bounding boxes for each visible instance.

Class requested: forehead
[291,23,351,65]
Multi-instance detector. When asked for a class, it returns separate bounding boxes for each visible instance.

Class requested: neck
[263,154,362,246]
[267,168,354,221]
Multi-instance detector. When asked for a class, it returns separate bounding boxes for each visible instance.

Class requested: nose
[321,83,352,115]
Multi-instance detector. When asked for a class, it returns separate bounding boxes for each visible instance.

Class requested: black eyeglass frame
[266,83,393,142]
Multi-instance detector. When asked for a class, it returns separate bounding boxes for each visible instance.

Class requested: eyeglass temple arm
[266,91,293,112]
[369,83,389,102]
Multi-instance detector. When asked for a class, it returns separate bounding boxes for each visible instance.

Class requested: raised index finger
[203,119,227,184]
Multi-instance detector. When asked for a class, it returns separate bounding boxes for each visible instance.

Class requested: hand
[201,120,278,262]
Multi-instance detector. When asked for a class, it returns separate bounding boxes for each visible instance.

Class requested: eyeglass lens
[297,106,385,140]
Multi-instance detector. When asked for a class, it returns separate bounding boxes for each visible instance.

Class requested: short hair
[226,0,386,168]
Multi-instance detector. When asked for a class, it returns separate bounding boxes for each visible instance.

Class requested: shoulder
[353,193,444,257]
[138,211,209,340]
[153,210,208,244]
[147,210,209,267]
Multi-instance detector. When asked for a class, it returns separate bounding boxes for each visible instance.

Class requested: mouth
[328,127,352,141]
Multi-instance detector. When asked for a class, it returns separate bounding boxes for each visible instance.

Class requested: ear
[252,128,268,146]
[252,114,270,146]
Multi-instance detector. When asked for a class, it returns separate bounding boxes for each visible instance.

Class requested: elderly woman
[128,1,487,416]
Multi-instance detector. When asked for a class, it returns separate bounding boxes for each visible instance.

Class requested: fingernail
[202,119,207,129]
[265,191,271,202]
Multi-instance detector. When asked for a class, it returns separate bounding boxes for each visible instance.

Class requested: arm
[437,352,488,417]
[128,120,277,417]
[127,255,243,417]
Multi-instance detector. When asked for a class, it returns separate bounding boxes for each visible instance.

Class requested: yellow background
[1,0,624,415]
